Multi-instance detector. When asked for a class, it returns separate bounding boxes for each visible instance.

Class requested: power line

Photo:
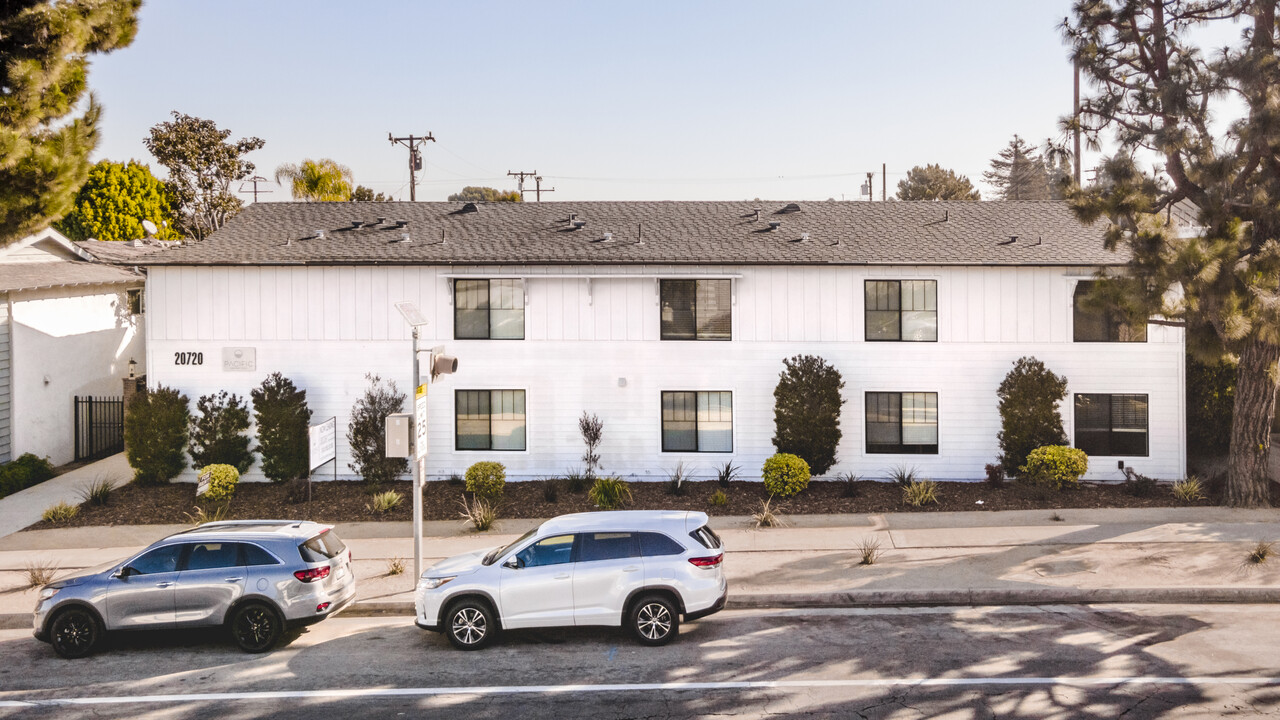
[388,132,436,201]
[507,170,537,201]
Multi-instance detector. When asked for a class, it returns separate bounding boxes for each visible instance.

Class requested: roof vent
[998,235,1018,246]
[461,202,478,213]
[313,229,326,239]
[376,216,387,225]
[779,203,802,214]
[800,232,810,242]
[753,209,761,222]
[395,220,410,229]
[571,219,587,230]
[351,220,364,229]
[768,221,782,230]
[394,232,412,243]
[602,232,613,242]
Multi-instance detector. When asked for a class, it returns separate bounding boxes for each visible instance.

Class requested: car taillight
[689,554,723,568]
[294,566,331,583]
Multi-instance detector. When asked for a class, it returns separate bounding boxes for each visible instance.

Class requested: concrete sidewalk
[0,454,131,540]
[0,506,1277,629]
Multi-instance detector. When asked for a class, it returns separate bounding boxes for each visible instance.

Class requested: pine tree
[0,1,141,247]
[1064,0,1280,507]
[895,165,981,201]
[57,160,182,242]
[983,134,1055,201]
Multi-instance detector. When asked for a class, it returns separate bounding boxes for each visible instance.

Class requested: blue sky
[89,1,1089,202]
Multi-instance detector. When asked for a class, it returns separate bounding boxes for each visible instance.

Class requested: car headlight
[38,587,58,601]
[420,576,455,590]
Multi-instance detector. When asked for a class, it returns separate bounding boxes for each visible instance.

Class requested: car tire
[445,599,496,650]
[629,594,679,646]
[50,607,102,659]
[230,602,282,654]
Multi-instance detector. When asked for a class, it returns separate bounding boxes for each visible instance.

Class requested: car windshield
[483,528,537,566]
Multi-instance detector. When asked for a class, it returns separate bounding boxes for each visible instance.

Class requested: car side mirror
[502,556,523,570]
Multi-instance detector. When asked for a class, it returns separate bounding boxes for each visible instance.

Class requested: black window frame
[1073,393,1149,457]
[659,278,732,341]
[454,389,527,451]
[661,390,734,453]
[453,278,525,340]
[1072,280,1147,342]
[126,288,144,315]
[864,279,938,342]
[865,391,939,455]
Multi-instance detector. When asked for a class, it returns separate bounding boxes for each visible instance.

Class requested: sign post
[308,417,337,503]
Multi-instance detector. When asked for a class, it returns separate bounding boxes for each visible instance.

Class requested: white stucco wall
[10,286,146,466]
[145,264,1186,484]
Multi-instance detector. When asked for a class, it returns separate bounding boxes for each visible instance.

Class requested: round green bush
[761,453,811,498]
[465,461,506,500]
[197,464,239,501]
[1019,445,1089,491]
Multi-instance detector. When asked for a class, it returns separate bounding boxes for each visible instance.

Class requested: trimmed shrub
[252,373,312,483]
[465,461,506,500]
[772,355,845,476]
[347,373,408,485]
[588,476,631,510]
[1020,445,1088,491]
[762,453,811,498]
[197,464,239,502]
[709,489,728,507]
[0,453,56,499]
[188,391,254,474]
[125,385,191,485]
[997,357,1069,477]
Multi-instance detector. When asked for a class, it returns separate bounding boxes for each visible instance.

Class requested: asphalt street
[1,605,1278,719]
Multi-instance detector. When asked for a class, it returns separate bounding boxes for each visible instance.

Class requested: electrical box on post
[385,413,412,458]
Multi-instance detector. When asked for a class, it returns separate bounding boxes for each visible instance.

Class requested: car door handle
[155,581,174,588]
[224,578,241,583]
[554,573,570,580]
[623,566,640,572]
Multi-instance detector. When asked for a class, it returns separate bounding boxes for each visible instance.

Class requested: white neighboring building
[138,201,1185,483]
[0,229,146,466]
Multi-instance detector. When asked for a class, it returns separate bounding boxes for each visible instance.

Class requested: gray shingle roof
[136,200,1124,267]
[74,239,171,265]
[0,262,142,293]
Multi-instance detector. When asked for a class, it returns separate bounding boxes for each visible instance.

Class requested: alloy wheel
[636,602,672,640]
[451,607,487,645]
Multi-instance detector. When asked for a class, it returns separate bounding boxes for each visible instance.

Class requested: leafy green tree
[144,112,264,240]
[1063,0,1280,506]
[57,160,181,242]
[895,165,981,201]
[352,185,391,202]
[983,134,1061,201]
[447,186,522,203]
[274,158,353,202]
[346,374,407,485]
[251,373,312,483]
[188,391,254,473]
[0,1,140,247]
[1187,358,1235,456]
[772,355,845,476]
[996,357,1069,477]
[124,386,191,486]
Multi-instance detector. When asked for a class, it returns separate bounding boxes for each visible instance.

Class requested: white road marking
[3,676,1279,707]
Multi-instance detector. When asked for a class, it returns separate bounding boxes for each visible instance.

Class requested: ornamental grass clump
[901,479,940,507]
[465,461,506,501]
[709,489,728,507]
[197,464,239,502]
[367,490,403,515]
[183,503,231,526]
[25,559,59,588]
[761,453,810,498]
[858,537,883,566]
[665,462,688,497]
[752,497,787,528]
[77,475,116,506]
[588,476,631,510]
[41,501,79,524]
[1019,446,1088,492]
[459,495,498,531]
[716,461,740,488]
[1172,477,1206,503]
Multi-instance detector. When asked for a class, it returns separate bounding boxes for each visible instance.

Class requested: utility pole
[532,175,555,202]
[882,163,886,201]
[508,170,537,201]
[389,132,436,201]
[865,172,874,201]
[237,175,272,203]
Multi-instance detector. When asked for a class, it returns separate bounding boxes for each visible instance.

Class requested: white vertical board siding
[0,297,10,463]
[146,264,1185,483]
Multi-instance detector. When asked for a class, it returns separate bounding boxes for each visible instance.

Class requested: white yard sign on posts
[309,417,337,472]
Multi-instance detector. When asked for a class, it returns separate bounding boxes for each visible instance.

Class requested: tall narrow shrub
[188,391,254,473]
[251,373,312,483]
[579,412,604,481]
[997,357,1068,477]
[124,385,190,485]
[772,355,844,476]
[347,373,408,485]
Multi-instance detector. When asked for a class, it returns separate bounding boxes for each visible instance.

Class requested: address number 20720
[173,351,204,366]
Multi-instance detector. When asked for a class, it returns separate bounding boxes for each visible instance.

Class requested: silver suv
[33,520,356,658]
[415,511,727,650]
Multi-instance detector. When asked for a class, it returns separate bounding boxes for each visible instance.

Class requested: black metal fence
[74,396,124,461]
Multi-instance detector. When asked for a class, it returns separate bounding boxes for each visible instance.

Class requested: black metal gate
[74,396,124,461]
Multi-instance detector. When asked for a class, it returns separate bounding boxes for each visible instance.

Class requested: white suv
[415,511,726,649]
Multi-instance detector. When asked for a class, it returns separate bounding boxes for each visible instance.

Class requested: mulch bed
[30,477,1221,530]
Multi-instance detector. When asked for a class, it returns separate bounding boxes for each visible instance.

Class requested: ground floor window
[661,391,732,452]
[456,390,526,451]
[866,392,938,454]
[1074,393,1148,456]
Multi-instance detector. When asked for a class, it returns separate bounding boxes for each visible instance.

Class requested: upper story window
[660,279,731,341]
[866,392,938,454]
[661,391,733,452]
[865,280,937,341]
[456,389,526,451]
[1073,280,1146,342]
[454,279,524,340]
[1074,393,1148,456]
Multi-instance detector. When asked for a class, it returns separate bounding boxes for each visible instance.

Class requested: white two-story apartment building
[137,200,1185,483]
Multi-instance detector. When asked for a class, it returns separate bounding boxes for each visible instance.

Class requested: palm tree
[274,159,353,202]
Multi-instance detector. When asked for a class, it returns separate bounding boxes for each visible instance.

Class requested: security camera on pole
[389,302,457,584]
